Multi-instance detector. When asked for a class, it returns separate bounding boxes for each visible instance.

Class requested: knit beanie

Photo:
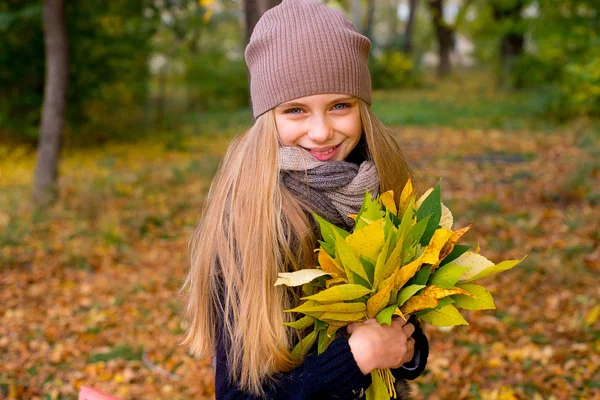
[245,0,372,118]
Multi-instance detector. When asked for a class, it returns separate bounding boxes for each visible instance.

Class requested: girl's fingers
[402,322,415,337]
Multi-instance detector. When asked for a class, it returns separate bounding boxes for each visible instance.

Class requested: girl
[183,0,429,398]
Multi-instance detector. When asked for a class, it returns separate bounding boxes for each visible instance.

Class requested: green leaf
[302,284,372,303]
[453,283,496,310]
[275,269,331,287]
[318,240,336,259]
[283,315,315,330]
[291,329,318,361]
[317,328,337,355]
[355,190,382,231]
[406,214,431,254]
[376,304,398,326]
[336,233,371,283]
[439,244,471,267]
[398,198,415,238]
[415,182,442,246]
[361,257,376,284]
[397,284,425,306]
[419,304,469,327]
[314,213,348,249]
[373,233,392,289]
[429,263,470,289]
[407,267,431,286]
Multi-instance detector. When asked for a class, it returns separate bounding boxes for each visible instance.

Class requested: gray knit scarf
[279,146,380,230]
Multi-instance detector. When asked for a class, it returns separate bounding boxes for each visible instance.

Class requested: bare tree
[427,0,453,77]
[427,0,474,78]
[244,0,282,45]
[33,0,69,206]
[492,0,526,89]
[403,0,419,53]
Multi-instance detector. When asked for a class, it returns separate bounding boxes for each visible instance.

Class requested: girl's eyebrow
[277,97,356,109]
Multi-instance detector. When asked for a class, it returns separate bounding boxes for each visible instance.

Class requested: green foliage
[467,0,600,119]
[184,49,249,111]
[369,50,422,90]
[0,1,157,143]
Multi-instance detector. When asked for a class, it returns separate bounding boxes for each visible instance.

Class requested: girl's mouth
[307,144,340,161]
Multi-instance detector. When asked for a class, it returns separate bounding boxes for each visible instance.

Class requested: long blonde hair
[182,100,413,395]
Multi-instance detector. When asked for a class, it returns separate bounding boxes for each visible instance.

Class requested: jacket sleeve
[215,332,371,400]
[390,316,429,380]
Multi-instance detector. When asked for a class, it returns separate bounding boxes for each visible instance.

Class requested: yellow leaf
[376,232,404,288]
[302,284,372,303]
[336,234,371,283]
[438,223,472,262]
[320,311,368,322]
[379,191,397,215]
[439,202,453,229]
[421,228,453,265]
[393,254,424,291]
[420,285,471,299]
[346,219,385,265]
[287,301,366,314]
[275,269,330,287]
[399,177,414,215]
[393,308,406,321]
[318,249,345,277]
[584,305,599,327]
[367,275,395,318]
[400,294,439,314]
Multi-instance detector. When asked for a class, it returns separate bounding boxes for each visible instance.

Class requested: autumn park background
[1,0,599,399]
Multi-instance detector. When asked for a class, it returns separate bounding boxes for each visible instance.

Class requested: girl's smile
[274,93,362,162]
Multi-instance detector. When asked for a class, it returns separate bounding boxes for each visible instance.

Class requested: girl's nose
[307,116,333,143]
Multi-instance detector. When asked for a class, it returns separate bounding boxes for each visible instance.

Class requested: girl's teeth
[313,148,334,155]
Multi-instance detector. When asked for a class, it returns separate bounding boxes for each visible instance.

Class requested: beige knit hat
[245,0,372,118]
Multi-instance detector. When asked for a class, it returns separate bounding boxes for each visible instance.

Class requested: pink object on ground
[78,386,120,400]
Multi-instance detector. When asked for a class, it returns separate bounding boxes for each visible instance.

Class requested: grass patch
[87,345,143,364]
[371,70,557,130]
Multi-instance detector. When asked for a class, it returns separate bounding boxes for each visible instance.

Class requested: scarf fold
[279,146,380,230]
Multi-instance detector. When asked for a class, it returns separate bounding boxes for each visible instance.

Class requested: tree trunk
[492,0,525,89]
[428,0,452,77]
[365,0,376,41]
[403,0,419,53]
[244,0,282,45]
[33,0,69,206]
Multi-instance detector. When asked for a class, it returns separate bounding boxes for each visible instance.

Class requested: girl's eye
[285,108,304,115]
[332,103,349,110]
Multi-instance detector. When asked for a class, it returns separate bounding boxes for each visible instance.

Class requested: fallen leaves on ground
[1,126,599,399]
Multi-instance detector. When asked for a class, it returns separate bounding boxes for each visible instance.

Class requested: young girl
[183,0,429,398]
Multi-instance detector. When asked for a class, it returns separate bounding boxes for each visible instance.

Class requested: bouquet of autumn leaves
[275,178,525,400]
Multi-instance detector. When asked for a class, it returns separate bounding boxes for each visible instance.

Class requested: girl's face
[274,94,362,162]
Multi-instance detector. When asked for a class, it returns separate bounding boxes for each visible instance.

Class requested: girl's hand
[347,318,415,375]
